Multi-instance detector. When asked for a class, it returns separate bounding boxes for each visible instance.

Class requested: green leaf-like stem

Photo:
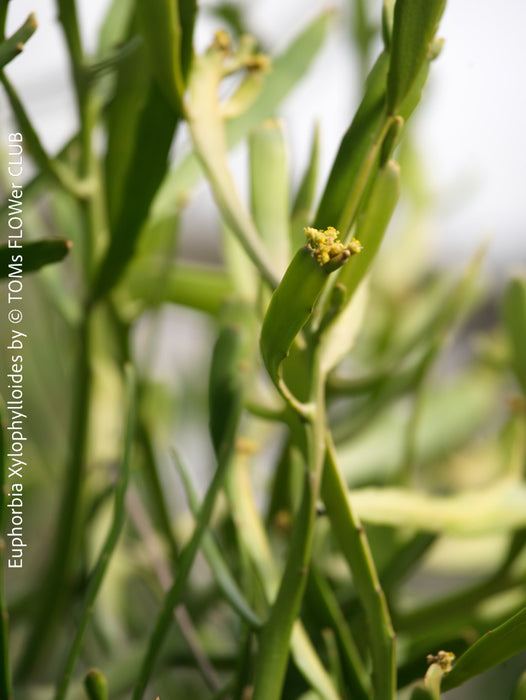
[260,245,328,388]
[442,605,526,691]
[0,238,71,277]
[0,13,37,69]
[387,0,446,113]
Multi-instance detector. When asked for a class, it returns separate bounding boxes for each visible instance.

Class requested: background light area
[2,0,525,267]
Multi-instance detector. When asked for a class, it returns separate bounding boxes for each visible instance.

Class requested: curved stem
[252,348,326,700]
[54,367,135,700]
[321,435,396,700]
[0,72,90,198]
[15,313,92,678]
[17,0,101,674]
[126,485,223,692]
[132,427,239,698]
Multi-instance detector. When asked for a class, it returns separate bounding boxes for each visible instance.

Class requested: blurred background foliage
[0,0,526,698]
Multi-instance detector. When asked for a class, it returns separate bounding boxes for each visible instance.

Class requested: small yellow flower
[304,226,362,271]
[212,29,232,52]
[426,650,455,672]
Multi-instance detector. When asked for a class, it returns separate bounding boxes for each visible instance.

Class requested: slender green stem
[380,532,437,595]
[393,572,519,635]
[321,435,396,700]
[125,485,222,692]
[172,452,262,629]
[106,304,182,565]
[0,136,79,218]
[86,36,142,79]
[137,420,179,563]
[17,0,106,673]
[132,438,238,698]
[338,113,393,239]
[400,374,428,482]
[56,0,102,280]
[187,51,280,290]
[0,0,8,40]
[15,313,92,678]
[54,367,135,700]
[307,567,371,699]
[56,0,84,105]
[0,72,90,198]
[226,455,340,700]
[4,21,98,675]
[0,13,37,69]
[351,0,375,80]
[252,349,326,700]
[0,401,13,700]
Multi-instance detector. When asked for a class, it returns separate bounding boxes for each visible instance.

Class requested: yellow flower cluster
[304,226,362,269]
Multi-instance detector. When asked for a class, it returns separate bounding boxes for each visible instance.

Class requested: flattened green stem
[16,313,93,678]
[152,12,332,220]
[322,628,345,697]
[336,159,401,305]
[307,567,371,699]
[57,0,83,82]
[0,238,72,277]
[0,13,37,68]
[186,43,280,289]
[400,364,429,481]
[172,453,262,629]
[380,532,436,595]
[260,246,325,398]
[249,120,291,275]
[337,115,394,239]
[387,0,446,113]
[502,274,526,395]
[253,347,327,699]
[132,442,237,698]
[126,261,233,315]
[442,605,526,692]
[321,435,396,700]
[19,3,106,670]
[133,320,246,698]
[252,458,316,699]
[313,51,392,237]
[57,0,102,281]
[260,232,359,408]
[136,0,185,113]
[125,485,222,692]
[0,72,91,198]
[86,36,142,79]
[136,421,179,563]
[0,1,7,40]
[54,366,135,700]
[227,457,339,700]
[255,227,363,696]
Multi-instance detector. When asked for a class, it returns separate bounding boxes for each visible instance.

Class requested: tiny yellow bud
[426,650,455,672]
[212,29,231,51]
[245,54,271,73]
[348,238,363,254]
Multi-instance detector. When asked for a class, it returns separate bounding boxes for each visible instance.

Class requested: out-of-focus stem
[322,435,396,700]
